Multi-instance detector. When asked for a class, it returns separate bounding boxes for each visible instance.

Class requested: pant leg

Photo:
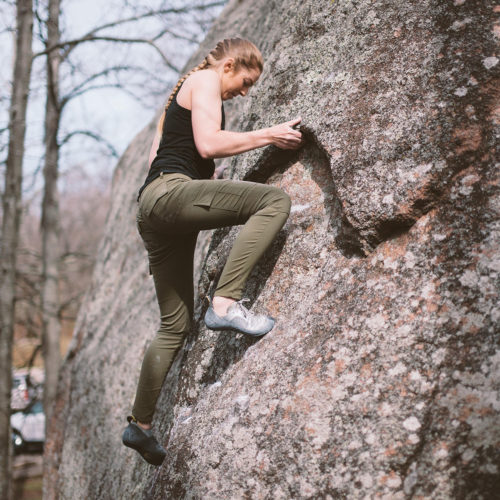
[131,176,290,422]
[214,186,291,299]
[150,177,291,300]
[132,201,198,423]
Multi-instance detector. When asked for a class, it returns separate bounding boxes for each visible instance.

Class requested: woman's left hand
[212,165,227,179]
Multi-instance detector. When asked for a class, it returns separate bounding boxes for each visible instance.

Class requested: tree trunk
[41,0,61,429]
[0,1,33,499]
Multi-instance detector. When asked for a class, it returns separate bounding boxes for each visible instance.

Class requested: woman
[122,38,303,465]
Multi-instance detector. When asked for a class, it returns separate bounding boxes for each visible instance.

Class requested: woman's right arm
[191,71,303,159]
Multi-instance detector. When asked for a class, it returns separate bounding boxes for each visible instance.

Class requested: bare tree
[40,0,61,428]
[13,168,112,372]
[0,0,33,497]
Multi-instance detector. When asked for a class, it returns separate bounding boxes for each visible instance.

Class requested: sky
[0,0,225,197]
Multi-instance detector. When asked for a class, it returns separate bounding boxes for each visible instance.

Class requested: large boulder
[44,0,499,498]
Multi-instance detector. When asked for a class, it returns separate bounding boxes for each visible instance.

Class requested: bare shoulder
[187,69,220,91]
[178,69,219,109]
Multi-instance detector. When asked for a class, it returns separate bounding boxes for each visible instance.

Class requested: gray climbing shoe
[122,416,166,466]
[204,298,275,336]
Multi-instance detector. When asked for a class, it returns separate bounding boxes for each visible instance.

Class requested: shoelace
[234,298,251,319]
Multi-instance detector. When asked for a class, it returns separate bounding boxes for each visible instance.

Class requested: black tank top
[138,80,225,199]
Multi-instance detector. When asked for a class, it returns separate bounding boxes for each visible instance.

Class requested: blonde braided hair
[157,38,263,135]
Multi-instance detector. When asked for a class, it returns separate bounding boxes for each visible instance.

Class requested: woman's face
[221,60,261,101]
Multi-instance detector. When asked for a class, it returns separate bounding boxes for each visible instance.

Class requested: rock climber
[122,37,303,465]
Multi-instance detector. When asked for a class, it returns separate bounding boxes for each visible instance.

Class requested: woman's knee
[154,322,189,353]
[280,191,292,215]
[268,188,291,216]
[153,329,187,352]
[157,305,192,337]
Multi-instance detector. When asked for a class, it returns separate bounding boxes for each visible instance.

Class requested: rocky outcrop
[44,0,499,498]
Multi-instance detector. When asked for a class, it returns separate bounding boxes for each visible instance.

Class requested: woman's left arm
[148,129,161,168]
[212,164,227,179]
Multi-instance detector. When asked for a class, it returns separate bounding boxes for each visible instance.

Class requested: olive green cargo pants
[132,172,291,422]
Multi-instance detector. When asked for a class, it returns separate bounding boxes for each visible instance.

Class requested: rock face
[44,0,499,499]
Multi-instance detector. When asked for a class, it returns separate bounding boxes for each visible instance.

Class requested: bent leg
[132,229,197,423]
[214,185,290,299]
[150,179,291,301]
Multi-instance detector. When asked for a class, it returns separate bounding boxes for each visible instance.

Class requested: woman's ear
[223,57,236,73]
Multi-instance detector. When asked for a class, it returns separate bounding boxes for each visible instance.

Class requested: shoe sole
[204,320,272,336]
[122,430,166,466]
[123,439,165,466]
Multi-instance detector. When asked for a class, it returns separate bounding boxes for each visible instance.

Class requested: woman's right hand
[267,117,304,150]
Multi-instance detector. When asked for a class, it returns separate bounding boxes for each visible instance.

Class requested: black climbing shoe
[122,416,166,466]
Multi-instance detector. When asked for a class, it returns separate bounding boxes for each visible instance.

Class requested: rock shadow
[245,126,365,257]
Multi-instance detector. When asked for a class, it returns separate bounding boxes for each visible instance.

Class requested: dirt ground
[13,453,43,500]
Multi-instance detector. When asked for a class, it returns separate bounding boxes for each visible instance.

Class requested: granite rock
[44,0,499,499]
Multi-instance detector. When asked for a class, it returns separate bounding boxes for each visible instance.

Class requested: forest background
[1,0,225,367]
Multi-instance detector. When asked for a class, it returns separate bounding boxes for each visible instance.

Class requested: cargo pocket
[142,180,172,218]
[192,189,216,209]
[206,183,243,212]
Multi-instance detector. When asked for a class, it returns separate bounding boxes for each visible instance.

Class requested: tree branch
[60,65,141,107]
[33,0,47,44]
[59,130,119,158]
[151,27,199,44]
[60,82,129,106]
[32,2,225,60]
[22,155,45,194]
[48,35,179,72]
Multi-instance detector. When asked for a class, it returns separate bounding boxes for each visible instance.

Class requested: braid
[165,59,209,113]
[157,58,209,134]
[157,57,208,134]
